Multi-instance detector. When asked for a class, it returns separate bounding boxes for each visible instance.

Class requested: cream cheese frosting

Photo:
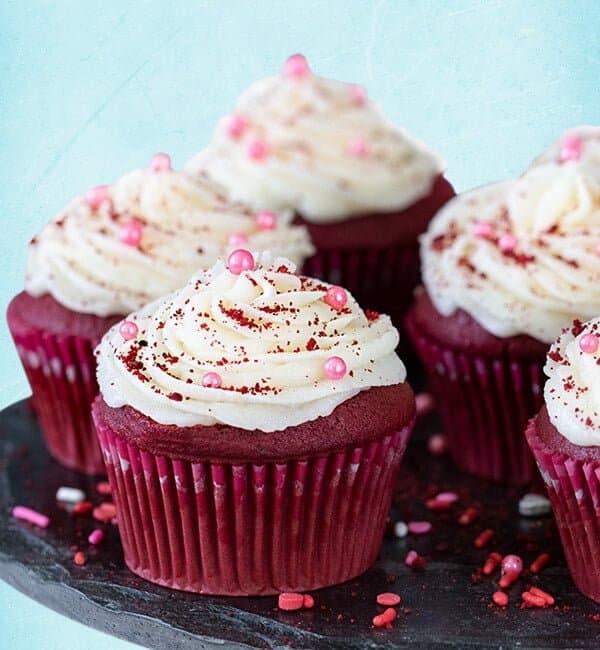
[186,55,444,223]
[531,125,600,168]
[544,318,600,446]
[96,253,406,432]
[25,166,314,317]
[421,158,600,343]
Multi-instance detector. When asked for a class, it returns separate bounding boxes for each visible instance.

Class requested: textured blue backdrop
[1,1,599,648]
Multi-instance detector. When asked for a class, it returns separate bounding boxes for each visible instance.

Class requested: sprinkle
[405,550,426,568]
[428,433,447,455]
[482,552,502,576]
[202,371,222,388]
[579,333,599,354]
[530,552,550,574]
[255,210,277,230]
[56,487,86,504]
[521,591,546,608]
[492,591,509,607]
[88,529,104,545]
[372,614,386,628]
[119,320,138,341]
[323,356,347,380]
[228,232,249,246]
[474,528,494,548]
[393,521,408,538]
[426,491,459,511]
[150,152,172,172]
[223,113,247,139]
[499,570,520,589]
[349,84,367,106]
[498,233,518,253]
[283,53,310,78]
[458,506,478,525]
[408,521,432,535]
[324,286,348,311]
[473,220,494,238]
[501,554,523,575]
[12,506,50,528]
[73,551,87,566]
[596,242,600,256]
[415,392,434,416]
[119,219,143,247]
[72,501,93,515]
[519,493,551,517]
[348,138,368,157]
[96,481,112,495]
[85,185,109,210]
[228,249,255,275]
[382,608,397,623]
[278,592,304,611]
[528,586,555,605]
[247,139,269,161]
[559,133,583,163]
[93,502,117,523]
[303,594,315,609]
[377,592,401,607]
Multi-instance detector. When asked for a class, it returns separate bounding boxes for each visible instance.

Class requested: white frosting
[186,68,444,222]
[545,318,600,446]
[421,160,600,343]
[96,254,406,431]
[531,125,600,168]
[26,168,314,317]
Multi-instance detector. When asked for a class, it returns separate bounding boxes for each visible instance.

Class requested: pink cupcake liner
[9,326,105,474]
[526,418,600,603]
[93,404,413,595]
[406,315,544,485]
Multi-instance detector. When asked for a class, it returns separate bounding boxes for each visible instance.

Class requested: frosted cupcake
[186,54,454,326]
[406,135,600,484]
[7,154,313,473]
[93,252,415,595]
[526,318,600,602]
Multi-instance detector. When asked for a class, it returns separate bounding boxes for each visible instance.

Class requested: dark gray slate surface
[2,399,600,649]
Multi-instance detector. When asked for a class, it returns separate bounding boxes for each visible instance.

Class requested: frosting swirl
[96,254,406,431]
[421,159,600,343]
[531,125,600,168]
[26,167,313,317]
[186,57,443,223]
[545,318,600,446]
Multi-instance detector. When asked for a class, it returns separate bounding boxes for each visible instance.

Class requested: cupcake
[406,135,600,484]
[7,154,313,474]
[92,252,414,595]
[186,54,454,327]
[526,318,600,602]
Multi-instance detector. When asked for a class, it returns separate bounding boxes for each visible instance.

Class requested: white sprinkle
[518,493,551,517]
[56,486,86,504]
[393,521,408,538]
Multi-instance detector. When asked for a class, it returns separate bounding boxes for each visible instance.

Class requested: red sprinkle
[382,608,397,623]
[530,552,550,574]
[499,570,520,589]
[303,594,315,609]
[474,528,494,548]
[522,591,546,608]
[482,552,502,576]
[372,614,386,627]
[96,481,112,495]
[72,501,93,515]
[529,586,555,605]
[458,506,478,525]
[376,592,401,607]
[73,551,87,566]
[492,591,509,607]
[278,592,304,611]
[93,502,117,523]
[426,498,453,511]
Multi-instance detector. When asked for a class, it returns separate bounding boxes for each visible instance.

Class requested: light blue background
[1,1,599,648]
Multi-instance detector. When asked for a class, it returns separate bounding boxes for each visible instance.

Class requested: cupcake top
[186,54,444,223]
[96,252,406,432]
[544,318,600,446]
[531,126,600,168]
[421,147,600,344]
[26,155,313,318]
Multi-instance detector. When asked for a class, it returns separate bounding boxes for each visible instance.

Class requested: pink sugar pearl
[85,185,110,210]
[559,133,583,163]
[474,220,493,238]
[498,233,518,252]
[228,248,255,275]
[223,113,247,139]
[324,286,348,311]
[323,356,347,380]
[150,152,172,172]
[579,333,599,354]
[202,372,222,388]
[501,554,523,575]
[349,84,367,106]
[348,138,368,157]
[119,220,143,247]
[228,232,249,247]
[256,210,277,230]
[119,321,138,341]
[283,53,310,79]
[247,139,269,161]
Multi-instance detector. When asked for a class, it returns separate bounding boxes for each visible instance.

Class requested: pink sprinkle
[202,371,222,388]
[435,491,459,505]
[283,53,310,79]
[473,220,493,239]
[405,550,419,567]
[498,232,518,253]
[150,152,172,172]
[227,248,255,275]
[428,433,447,455]
[119,320,138,341]
[596,242,600,256]
[93,502,116,523]
[119,220,143,247]
[501,554,523,575]
[96,481,111,495]
[223,113,247,139]
[579,333,599,354]
[324,286,348,311]
[247,139,269,161]
[415,392,434,416]
[88,529,104,545]
[348,138,369,157]
[85,185,109,210]
[228,232,249,247]
[349,84,367,106]
[12,506,50,528]
[408,521,432,535]
[256,210,277,231]
[323,356,347,380]
[559,133,583,163]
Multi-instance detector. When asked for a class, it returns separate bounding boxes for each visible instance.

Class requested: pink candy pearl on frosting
[150,152,172,172]
[119,220,143,247]
[223,113,247,139]
[228,248,255,275]
[119,321,138,341]
[256,210,277,230]
[559,134,583,163]
[85,185,109,210]
[348,138,369,157]
[247,139,269,161]
[579,333,599,354]
[501,554,523,575]
[498,233,518,252]
[228,232,249,247]
[323,356,347,380]
[473,220,493,238]
[349,84,367,106]
[283,53,310,79]
[324,286,348,311]
[202,372,222,388]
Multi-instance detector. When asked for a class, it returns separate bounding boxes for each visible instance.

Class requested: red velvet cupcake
[93,252,414,595]
[7,157,313,474]
[526,318,600,602]
[407,135,600,485]
[186,54,454,327]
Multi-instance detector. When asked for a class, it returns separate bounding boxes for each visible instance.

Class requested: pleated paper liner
[406,312,544,485]
[9,326,105,474]
[526,416,600,603]
[93,401,414,596]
